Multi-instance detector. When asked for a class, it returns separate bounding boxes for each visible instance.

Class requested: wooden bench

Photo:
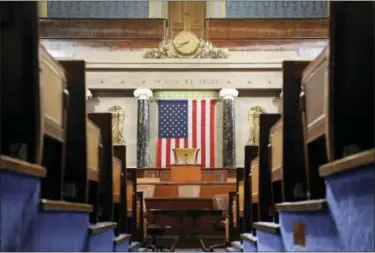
[126,168,138,240]
[300,1,374,199]
[1,2,68,201]
[243,145,258,234]
[88,113,114,222]
[227,191,238,243]
[113,144,128,234]
[137,168,236,182]
[1,2,44,165]
[257,114,280,223]
[269,61,310,204]
[60,60,101,224]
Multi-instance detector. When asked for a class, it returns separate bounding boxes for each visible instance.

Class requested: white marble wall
[87,95,278,168]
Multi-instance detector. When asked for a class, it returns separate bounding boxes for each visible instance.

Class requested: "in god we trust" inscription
[153,79,220,85]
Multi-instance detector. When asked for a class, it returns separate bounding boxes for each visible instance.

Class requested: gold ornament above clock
[143,31,229,59]
[173,31,199,56]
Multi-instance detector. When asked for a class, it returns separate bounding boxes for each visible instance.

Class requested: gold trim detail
[149,0,154,18]
[247,106,266,145]
[144,32,229,59]
[40,1,48,18]
[108,105,125,144]
[153,91,218,100]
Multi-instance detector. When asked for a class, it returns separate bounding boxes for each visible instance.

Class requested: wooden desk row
[1,3,127,234]
[135,168,236,182]
[233,2,374,238]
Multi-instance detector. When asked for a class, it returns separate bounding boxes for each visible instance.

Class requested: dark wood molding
[40,199,93,213]
[206,18,328,40]
[89,222,117,234]
[253,222,280,234]
[114,234,131,244]
[275,199,327,212]
[0,155,47,178]
[39,18,328,50]
[319,149,374,177]
[211,39,327,49]
[40,18,167,40]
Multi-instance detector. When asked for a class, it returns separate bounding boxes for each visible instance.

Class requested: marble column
[134,89,153,168]
[219,88,239,168]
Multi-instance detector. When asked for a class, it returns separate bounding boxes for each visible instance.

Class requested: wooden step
[129,241,141,252]
[240,233,257,246]
[231,241,243,251]
[113,234,131,245]
[275,199,327,212]
[253,222,280,234]
[319,148,374,177]
[0,154,46,178]
[88,222,117,234]
[40,199,93,213]
[224,247,237,252]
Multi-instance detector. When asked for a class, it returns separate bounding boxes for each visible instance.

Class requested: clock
[173,31,199,56]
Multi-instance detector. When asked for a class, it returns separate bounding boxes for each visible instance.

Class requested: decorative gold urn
[247,106,266,145]
[108,105,125,144]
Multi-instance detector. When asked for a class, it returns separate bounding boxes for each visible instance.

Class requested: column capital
[134,88,153,100]
[219,88,239,100]
[85,89,92,100]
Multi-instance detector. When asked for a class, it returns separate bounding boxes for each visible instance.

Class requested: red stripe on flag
[210,100,215,168]
[157,138,162,167]
[166,139,171,167]
[176,138,180,148]
[192,100,197,148]
[201,100,206,168]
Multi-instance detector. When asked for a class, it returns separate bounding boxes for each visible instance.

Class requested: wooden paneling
[40,18,167,39]
[39,18,327,50]
[138,182,236,198]
[168,1,206,38]
[168,1,185,37]
[170,164,201,182]
[200,184,236,198]
[189,1,206,38]
[206,18,328,40]
[41,39,161,51]
[134,168,236,182]
[211,39,328,50]
[145,199,219,235]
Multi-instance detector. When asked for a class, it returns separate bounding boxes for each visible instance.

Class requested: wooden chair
[138,185,176,252]
[204,194,229,251]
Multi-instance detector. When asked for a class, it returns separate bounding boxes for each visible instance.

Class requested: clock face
[173,31,199,56]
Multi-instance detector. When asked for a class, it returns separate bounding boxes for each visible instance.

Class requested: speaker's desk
[170,164,202,182]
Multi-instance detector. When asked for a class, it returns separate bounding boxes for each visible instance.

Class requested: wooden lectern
[171,148,201,182]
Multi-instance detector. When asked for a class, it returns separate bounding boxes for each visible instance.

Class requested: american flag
[157,99,216,168]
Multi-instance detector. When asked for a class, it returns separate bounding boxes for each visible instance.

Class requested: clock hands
[176,40,190,48]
